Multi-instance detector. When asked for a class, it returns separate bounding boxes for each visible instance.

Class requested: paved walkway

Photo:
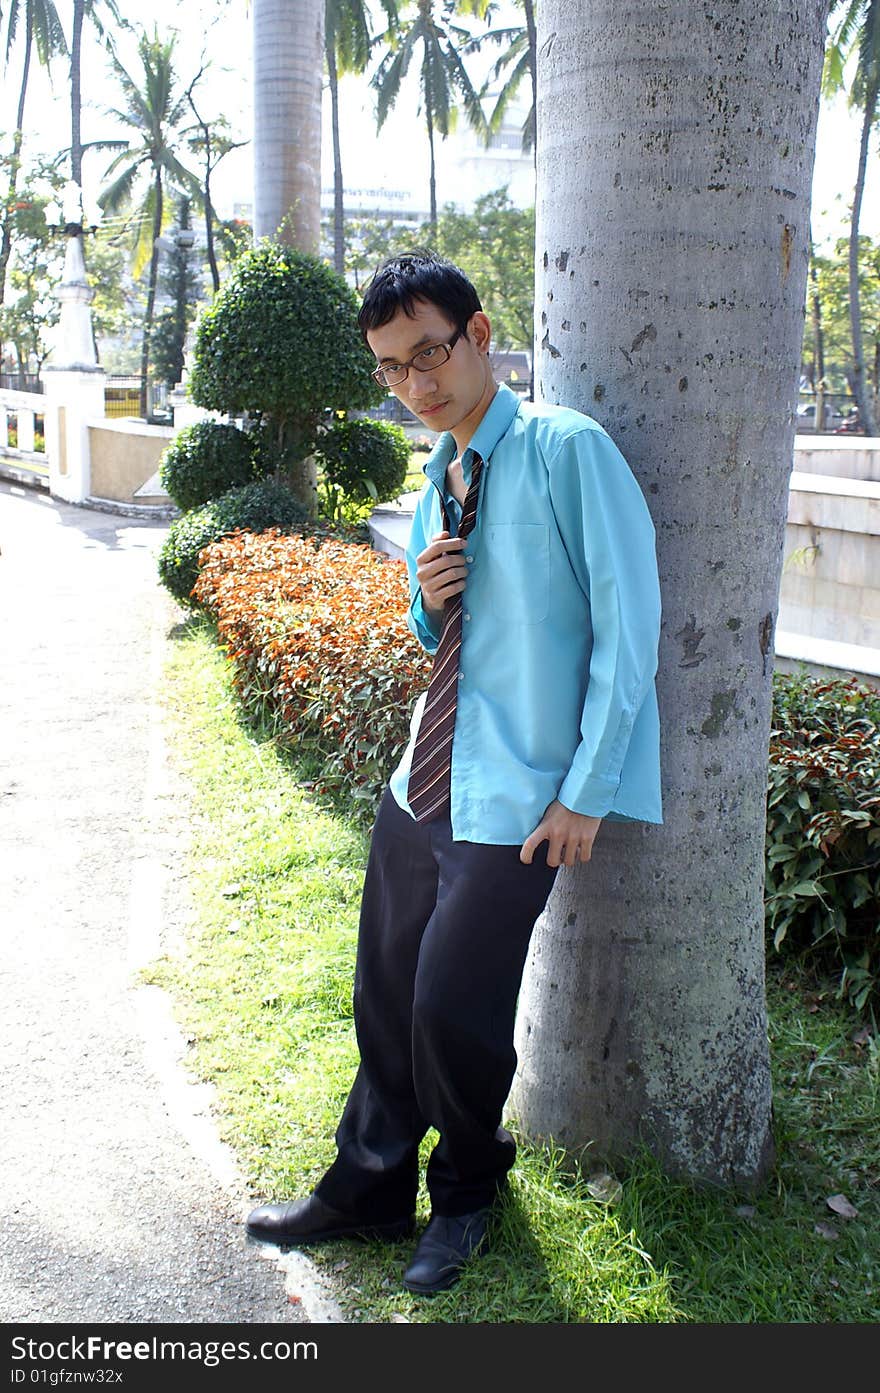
[0,481,341,1324]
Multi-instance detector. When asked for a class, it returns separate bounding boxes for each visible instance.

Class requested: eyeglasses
[372,329,463,387]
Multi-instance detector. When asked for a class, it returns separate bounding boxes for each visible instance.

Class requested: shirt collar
[422,382,520,490]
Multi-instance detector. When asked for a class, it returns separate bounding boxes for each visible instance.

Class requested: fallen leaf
[586,1172,622,1204]
[332,1259,350,1272]
[826,1193,858,1219]
[814,1222,839,1240]
[391,1314,410,1323]
[287,1294,301,1305]
[852,1027,872,1050]
[734,1205,756,1219]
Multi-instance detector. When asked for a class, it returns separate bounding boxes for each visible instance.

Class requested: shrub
[158,479,309,610]
[765,668,880,1010]
[159,421,271,512]
[192,529,430,815]
[315,417,411,524]
[187,243,383,509]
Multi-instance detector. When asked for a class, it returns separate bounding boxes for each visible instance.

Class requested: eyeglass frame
[371,327,464,388]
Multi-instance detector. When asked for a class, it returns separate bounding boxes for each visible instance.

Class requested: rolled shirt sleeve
[548,427,662,818]
[404,486,443,655]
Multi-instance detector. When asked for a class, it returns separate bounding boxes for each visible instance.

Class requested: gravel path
[0,481,343,1325]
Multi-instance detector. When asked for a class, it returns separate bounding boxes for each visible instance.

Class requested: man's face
[366,298,492,437]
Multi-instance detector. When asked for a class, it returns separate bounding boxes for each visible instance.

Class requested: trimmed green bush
[159,420,270,512]
[765,668,880,1010]
[315,417,411,524]
[158,478,309,609]
[187,243,383,508]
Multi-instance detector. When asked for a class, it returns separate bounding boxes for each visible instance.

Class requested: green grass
[154,612,880,1323]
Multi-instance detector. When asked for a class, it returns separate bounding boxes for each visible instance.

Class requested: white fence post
[41,367,106,503]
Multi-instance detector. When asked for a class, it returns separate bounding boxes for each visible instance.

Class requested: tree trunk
[809,237,826,433]
[426,101,437,235]
[187,88,221,294]
[327,39,345,275]
[203,160,220,295]
[140,173,164,420]
[71,0,85,187]
[511,0,831,1190]
[846,84,879,436]
[0,28,34,309]
[252,0,324,251]
[524,0,537,168]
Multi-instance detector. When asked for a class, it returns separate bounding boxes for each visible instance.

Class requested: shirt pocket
[483,522,550,624]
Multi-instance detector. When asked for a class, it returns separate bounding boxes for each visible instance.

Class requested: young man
[246,252,663,1294]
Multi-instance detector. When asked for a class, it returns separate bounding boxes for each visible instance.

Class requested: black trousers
[314,786,559,1219]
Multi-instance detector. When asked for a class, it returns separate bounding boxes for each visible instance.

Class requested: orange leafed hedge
[192,528,431,816]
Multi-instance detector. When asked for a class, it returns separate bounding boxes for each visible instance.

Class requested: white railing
[0,387,48,459]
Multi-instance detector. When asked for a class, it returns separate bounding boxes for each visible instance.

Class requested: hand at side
[520,800,603,868]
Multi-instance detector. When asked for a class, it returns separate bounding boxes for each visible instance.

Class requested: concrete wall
[780,472,880,650]
[792,433,880,483]
[87,419,174,506]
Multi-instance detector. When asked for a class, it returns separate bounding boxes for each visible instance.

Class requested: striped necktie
[407,453,484,824]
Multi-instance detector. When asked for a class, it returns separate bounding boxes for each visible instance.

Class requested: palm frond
[98,159,141,213]
[159,149,203,200]
[423,34,452,138]
[4,0,21,66]
[486,47,530,130]
[444,38,488,135]
[130,179,163,280]
[372,29,417,128]
[32,0,68,67]
[461,25,523,56]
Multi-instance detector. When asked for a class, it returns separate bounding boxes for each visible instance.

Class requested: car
[795,402,844,428]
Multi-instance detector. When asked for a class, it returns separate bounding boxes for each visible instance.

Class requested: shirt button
[459,671,465,681]
[463,612,471,622]
[465,555,474,564]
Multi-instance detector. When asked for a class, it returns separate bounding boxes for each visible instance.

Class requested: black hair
[357,250,482,343]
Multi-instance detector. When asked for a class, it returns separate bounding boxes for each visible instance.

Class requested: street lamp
[42,182,103,370]
[44,182,102,238]
[154,227,195,255]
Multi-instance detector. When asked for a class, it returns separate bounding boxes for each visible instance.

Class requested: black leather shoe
[246,1193,414,1247]
[402,1207,492,1294]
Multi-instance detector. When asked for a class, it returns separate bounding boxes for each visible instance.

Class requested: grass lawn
[151,611,880,1324]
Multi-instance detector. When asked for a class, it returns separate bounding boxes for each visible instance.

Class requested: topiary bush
[765,668,880,1011]
[159,420,271,512]
[315,416,411,524]
[187,242,383,512]
[158,478,309,610]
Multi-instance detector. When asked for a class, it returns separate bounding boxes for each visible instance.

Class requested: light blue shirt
[389,382,663,843]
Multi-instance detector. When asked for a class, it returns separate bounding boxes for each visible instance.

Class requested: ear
[469,310,492,354]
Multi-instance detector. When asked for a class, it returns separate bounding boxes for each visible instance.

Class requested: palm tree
[253,0,324,250]
[371,0,489,233]
[0,0,67,306]
[510,0,830,1187]
[808,231,828,430]
[823,0,879,434]
[97,26,200,418]
[69,0,127,189]
[326,0,398,273]
[466,0,537,161]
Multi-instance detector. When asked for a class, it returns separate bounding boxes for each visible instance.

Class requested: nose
[407,370,438,401]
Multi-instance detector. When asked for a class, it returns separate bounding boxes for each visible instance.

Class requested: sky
[1,0,877,253]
